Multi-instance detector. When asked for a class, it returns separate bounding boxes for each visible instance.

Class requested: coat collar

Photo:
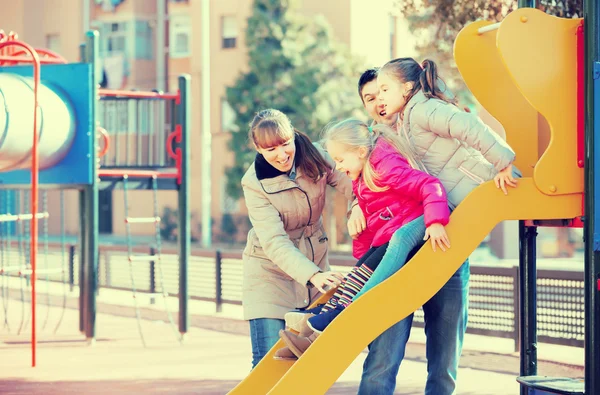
[255,153,286,180]
[403,90,428,117]
[254,153,301,194]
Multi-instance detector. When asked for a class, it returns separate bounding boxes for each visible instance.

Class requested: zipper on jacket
[260,178,317,310]
[458,165,485,185]
[295,185,315,310]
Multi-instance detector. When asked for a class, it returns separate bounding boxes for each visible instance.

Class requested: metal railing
[3,244,585,350]
[97,92,177,169]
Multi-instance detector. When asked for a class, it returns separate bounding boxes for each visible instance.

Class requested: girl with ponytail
[277,118,450,358]
[378,57,518,207]
[355,58,520,394]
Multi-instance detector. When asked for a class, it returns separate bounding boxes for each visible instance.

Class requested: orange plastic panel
[497,8,584,195]
[454,20,538,177]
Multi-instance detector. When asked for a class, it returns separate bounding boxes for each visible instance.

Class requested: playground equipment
[0,30,191,365]
[228,5,599,395]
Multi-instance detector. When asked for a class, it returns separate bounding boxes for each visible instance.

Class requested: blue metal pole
[178,74,191,336]
[517,0,536,7]
[83,30,99,343]
[584,0,600,393]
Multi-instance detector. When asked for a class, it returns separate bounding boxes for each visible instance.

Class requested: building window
[45,34,61,54]
[170,15,191,58]
[99,21,129,57]
[221,99,238,132]
[222,16,237,49]
[135,20,154,60]
[95,20,153,60]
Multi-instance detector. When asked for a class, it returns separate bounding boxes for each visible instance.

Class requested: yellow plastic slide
[228,180,582,395]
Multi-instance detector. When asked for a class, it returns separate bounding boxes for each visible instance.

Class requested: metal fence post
[150,246,156,305]
[216,250,223,313]
[68,244,75,292]
[513,264,521,353]
[96,254,100,296]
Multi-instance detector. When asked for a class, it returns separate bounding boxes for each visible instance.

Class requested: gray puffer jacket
[399,90,517,209]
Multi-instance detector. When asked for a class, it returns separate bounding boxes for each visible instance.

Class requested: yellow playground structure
[230,6,599,395]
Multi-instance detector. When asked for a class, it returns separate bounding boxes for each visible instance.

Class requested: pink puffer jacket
[352,138,450,258]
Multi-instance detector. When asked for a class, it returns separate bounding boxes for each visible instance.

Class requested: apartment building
[0,0,410,246]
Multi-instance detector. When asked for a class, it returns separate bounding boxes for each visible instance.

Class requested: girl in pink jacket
[278,119,451,358]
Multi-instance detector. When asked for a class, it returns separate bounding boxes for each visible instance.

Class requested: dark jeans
[358,260,470,395]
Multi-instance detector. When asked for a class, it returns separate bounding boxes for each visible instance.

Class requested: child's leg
[353,215,426,301]
[336,243,389,307]
[305,243,389,334]
[320,267,357,313]
[321,246,379,313]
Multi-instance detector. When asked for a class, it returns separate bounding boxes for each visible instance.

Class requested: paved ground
[0,286,584,395]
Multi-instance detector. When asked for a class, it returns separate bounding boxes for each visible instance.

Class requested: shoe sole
[273,355,297,361]
[279,330,307,359]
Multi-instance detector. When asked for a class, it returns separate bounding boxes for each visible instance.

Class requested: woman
[241,109,356,367]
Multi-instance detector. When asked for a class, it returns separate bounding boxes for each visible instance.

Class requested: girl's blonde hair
[322,118,423,192]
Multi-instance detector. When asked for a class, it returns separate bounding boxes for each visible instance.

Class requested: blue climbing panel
[0,63,94,186]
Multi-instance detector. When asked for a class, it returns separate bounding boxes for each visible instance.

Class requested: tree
[220,213,238,245]
[224,0,363,200]
[394,0,582,104]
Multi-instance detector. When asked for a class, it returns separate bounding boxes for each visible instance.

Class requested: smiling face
[377,71,412,117]
[250,113,297,173]
[361,79,397,126]
[257,138,296,172]
[325,140,367,181]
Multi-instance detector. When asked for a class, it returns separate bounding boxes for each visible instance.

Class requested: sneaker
[307,304,345,334]
[303,304,325,315]
[279,329,319,358]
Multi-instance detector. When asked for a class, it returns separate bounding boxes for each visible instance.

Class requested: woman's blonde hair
[322,118,423,192]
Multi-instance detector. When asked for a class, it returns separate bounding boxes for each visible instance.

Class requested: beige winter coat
[241,145,354,320]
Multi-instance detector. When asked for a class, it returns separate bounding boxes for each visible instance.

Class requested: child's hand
[348,204,366,239]
[494,164,518,195]
[424,223,450,252]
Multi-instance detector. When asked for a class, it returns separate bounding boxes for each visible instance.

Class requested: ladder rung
[0,266,63,275]
[0,212,49,222]
[125,217,161,224]
[0,265,25,274]
[21,268,64,275]
[128,255,160,262]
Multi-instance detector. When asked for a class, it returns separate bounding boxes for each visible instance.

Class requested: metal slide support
[518,222,538,395]
[584,0,600,393]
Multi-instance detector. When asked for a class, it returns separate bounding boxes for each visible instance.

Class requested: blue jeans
[249,318,285,368]
[353,216,426,301]
[358,259,470,395]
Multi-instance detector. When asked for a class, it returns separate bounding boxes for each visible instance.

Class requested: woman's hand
[347,204,366,239]
[424,223,450,252]
[494,164,518,195]
[309,271,344,293]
